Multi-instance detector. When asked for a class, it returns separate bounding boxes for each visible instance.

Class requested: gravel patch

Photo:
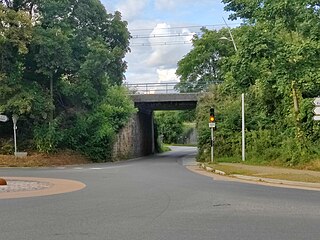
[0,179,53,193]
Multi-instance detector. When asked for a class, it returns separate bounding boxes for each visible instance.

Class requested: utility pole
[242,93,245,161]
[221,17,245,161]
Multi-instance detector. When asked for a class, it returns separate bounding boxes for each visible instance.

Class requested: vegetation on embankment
[154,110,197,147]
[0,1,136,162]
[176,0,320,167]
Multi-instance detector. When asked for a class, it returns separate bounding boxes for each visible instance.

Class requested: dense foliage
[0,0,135,161]
[155,111,183,144]
[176,28,234,92]
[177,0,320,165]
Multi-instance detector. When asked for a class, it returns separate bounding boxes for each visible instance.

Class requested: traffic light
[209,108,215,123]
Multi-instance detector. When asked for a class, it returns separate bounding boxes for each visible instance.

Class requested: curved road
[0,146,320,240]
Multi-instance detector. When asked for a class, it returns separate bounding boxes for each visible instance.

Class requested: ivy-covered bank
[177,0,320,166]
[0,0,135,161]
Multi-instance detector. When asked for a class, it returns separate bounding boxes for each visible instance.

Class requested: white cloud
[100,0,239,85]
[116,0,148,21]
[146,23,194,68]
[125,22,195,84]
[156,68,179,82]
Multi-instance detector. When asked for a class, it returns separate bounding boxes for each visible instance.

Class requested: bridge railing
[125,82,179,94]
[124,81,222,95]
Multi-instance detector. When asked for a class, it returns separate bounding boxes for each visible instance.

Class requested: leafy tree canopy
[0,0,135,161]
[180,0,320,164]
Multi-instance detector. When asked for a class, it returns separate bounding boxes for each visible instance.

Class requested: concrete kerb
[195,163,320,191]
[200,163,227,176]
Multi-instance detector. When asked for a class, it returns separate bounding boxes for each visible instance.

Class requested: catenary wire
[129,23,239,32]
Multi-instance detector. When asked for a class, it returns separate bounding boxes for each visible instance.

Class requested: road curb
[231,174,320,189]
[197,163,320,191]
[200,163,226,176]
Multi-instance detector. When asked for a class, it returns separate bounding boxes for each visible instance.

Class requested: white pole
[222,18,243,161]
[211,127,214,163]
[12,115,18,156]
[13,123,17,155]
[242,93,245,161]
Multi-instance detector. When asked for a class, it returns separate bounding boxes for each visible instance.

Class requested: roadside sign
[0,115,8,122]
[313,116,320,121]
[313,107,320,115]
[314,97,320,106]
[209,122,216,128]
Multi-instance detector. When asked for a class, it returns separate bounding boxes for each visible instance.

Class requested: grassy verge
[212,155,320,171]
[259,173,320,183]
[207,163,258,175]
[205,162,320,183]
[0,150,91,167]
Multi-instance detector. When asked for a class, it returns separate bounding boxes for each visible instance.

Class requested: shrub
[33,120,63,153]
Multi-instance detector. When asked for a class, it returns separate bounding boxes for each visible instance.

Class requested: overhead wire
[130,41,192,47]
[129,23,239,32]
[128,22,239,47]
[131,32,200,39]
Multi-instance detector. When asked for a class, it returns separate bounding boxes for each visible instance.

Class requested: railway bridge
[112,83,200,160]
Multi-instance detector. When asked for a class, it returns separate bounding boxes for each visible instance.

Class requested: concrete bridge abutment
[112,112,154,160]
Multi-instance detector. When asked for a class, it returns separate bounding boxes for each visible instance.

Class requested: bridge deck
[130,93,199,103]
[130,93,199,111]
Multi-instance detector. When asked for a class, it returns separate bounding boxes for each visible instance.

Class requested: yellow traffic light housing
[209,108,215,123]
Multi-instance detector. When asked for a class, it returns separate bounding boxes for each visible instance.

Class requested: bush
[33,120,63,153]
[0,139,14,155]
[196,86,320,166]
[63,86,136,161]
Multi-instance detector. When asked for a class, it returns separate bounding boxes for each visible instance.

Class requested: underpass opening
[154,110,197,149]
[112,91,199,160]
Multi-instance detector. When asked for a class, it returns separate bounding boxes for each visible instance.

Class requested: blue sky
[101,0,241,84]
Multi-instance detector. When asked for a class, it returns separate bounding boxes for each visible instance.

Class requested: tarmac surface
[0,146,320,240]
[1,148,320,200]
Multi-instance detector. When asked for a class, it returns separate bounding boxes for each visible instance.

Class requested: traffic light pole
[209,107,215,163]
[211,127,214,163]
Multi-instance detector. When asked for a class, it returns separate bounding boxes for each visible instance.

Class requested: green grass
[258,173,320,183]
[207,163,258,175]
[203,162,320,183]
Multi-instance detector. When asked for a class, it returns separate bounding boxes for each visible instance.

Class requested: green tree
[0,4,50,118]
[180,0,320,164]
[0,1,134,161]
[63,86,136,161]
[155,111,183,144]
[176,28,235,92]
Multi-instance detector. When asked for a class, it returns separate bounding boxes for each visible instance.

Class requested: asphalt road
[0,146,320,240]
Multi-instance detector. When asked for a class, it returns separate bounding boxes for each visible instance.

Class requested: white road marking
[53,165,131,171]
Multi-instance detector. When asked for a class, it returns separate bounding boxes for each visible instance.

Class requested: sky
[101,0,241,85]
